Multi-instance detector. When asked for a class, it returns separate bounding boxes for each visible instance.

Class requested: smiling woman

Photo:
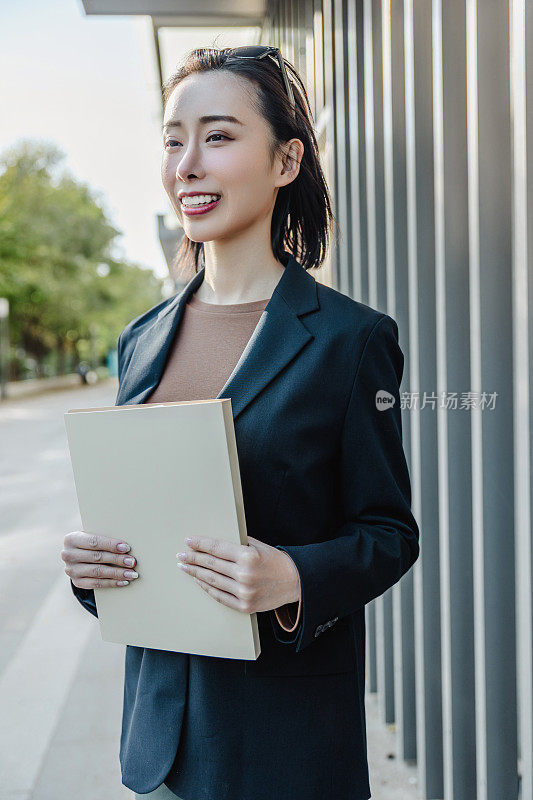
[160,46,334,283]
[67,43,419,800]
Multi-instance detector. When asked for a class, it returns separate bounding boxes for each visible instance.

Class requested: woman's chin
[183,229,217,243]
[182,221,231,243]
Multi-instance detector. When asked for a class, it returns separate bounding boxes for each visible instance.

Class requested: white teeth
[181,194,221,207]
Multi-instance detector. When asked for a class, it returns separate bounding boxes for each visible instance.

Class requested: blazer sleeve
[70,328,128,620]
[268,313,420,653]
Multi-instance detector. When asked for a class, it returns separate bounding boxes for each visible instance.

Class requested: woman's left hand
[176,536,301,614]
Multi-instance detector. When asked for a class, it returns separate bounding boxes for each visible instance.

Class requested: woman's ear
[276,138,304,188]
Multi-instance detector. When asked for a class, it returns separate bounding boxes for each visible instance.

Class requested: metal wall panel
[346,0,363,301]
[472,0,517,797]
[321,0,340,283]
[362,0,379,308]
[313,0,325,115]
[390,0,418,766]
[523,0,533,796]
[333,0,352,296]
[410,2,443,794]
[375,0,396,728]
[440,1,477,798]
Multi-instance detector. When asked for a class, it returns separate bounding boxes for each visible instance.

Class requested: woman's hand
[176,536,301,614]
[62,530,139,588]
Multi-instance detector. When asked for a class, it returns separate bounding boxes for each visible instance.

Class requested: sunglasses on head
[223,45,297,119]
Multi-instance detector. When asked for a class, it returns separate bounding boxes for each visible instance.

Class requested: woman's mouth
[180,194,222,216]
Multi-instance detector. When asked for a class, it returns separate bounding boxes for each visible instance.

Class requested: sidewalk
[365,692,421,799]
[1,373,116,401]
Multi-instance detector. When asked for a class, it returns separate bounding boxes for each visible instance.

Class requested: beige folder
[64,399,261,660]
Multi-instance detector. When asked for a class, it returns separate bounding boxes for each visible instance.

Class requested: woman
[62,45,420,800]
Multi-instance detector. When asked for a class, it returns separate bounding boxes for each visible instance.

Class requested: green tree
[0,139,165,378]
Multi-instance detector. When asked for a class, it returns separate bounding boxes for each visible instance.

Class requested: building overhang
[80,1,267,28]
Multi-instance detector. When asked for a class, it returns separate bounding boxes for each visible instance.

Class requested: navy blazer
[70,251,419,797]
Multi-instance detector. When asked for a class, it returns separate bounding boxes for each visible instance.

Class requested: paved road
[0,381,419,800]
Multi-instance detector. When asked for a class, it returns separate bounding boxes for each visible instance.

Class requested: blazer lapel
[116,252,319,421]
[115,266,205,407]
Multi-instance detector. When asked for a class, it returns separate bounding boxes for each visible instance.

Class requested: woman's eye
[165,134,230,149]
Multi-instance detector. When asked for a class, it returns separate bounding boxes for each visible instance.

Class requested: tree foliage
[0,140,165,377]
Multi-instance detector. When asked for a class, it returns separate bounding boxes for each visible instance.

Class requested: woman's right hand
[62,530,139,588]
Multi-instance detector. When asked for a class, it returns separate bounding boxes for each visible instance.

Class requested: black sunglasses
[224,45,297,119]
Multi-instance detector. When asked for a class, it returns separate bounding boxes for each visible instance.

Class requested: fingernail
[124,570,138,579]
[176,552,186,560]
[118,543,130,553]
[123,557,135,567]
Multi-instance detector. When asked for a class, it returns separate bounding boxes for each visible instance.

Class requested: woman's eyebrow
[162,115,244,132]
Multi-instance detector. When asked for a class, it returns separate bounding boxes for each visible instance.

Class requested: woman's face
[161,71,292,244]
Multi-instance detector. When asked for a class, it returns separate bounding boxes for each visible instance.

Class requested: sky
[0,0,258,286]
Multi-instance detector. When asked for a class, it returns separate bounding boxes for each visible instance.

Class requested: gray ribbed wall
[262,2,532,798]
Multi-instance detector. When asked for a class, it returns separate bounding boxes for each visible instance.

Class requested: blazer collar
[115,251,319,420]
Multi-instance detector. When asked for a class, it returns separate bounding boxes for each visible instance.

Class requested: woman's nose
[176,147,204,183]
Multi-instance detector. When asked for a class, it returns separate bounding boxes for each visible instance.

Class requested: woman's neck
[196,235,286,304]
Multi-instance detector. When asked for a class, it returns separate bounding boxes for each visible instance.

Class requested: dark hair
[161,46,338,278]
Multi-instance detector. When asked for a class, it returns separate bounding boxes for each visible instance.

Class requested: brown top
[144,290,302,634]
